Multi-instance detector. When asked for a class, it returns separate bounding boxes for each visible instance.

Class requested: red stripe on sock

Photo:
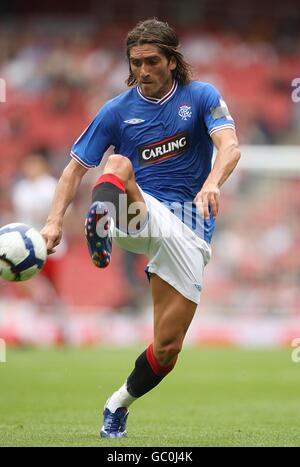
[146,343,177,376]
[94,174,125,192]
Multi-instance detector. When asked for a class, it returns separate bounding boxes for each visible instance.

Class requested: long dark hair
[126,19,193,87]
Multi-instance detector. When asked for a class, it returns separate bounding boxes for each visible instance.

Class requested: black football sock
[126,343,177,397]
[92,174,126,228]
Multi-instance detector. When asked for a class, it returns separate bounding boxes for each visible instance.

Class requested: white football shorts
[111,189,212,304]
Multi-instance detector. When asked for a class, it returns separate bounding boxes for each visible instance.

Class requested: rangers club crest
[178,104,192,120]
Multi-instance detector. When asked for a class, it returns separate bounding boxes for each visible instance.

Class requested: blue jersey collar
[137,81,178,105]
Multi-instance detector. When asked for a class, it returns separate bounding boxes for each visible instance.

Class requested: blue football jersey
[71,81,235,243]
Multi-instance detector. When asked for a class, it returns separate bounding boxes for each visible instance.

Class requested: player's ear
[169,56,177,71]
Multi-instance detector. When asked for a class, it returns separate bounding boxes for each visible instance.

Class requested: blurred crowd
[203,175,300,316]
[0,20,300,316]
[1,20,299,185]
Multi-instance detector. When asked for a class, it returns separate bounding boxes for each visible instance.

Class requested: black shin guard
[126,350,163,398]
[92,181,126,228]
[126,346,176,398]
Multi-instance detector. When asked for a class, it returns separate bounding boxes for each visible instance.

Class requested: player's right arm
[41,99,117,253]
[41,159,88,254]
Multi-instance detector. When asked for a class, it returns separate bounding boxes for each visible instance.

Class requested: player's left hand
[194,184,220,220]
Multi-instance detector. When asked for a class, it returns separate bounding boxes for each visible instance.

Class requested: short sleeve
[71,102,116,168]
[201,83,235,136]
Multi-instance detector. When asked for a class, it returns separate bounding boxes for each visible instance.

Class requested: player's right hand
[40,222,62,255]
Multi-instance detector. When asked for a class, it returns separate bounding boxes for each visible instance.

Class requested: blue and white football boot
[100,407,129,438]
[85,201,112,268]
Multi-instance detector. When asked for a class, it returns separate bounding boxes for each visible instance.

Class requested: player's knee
[154,341,182,367]
[104,154,133,182]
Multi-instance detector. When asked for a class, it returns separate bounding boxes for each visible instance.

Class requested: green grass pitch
[0,346,299,447]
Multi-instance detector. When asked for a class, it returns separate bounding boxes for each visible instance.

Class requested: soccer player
[41,19,241,438]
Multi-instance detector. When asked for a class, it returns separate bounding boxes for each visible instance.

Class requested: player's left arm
[194,128,241,220]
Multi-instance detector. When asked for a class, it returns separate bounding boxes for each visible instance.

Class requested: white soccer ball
[0,223,47,281]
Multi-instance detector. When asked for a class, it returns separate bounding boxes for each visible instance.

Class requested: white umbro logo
[124,118,145,124]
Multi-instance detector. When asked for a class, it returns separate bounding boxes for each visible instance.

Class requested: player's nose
[140,63,150,77]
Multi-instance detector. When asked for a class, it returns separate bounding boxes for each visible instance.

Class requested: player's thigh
[151,273,197,346]
[117,166,148,232]
[125,176,148,226]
